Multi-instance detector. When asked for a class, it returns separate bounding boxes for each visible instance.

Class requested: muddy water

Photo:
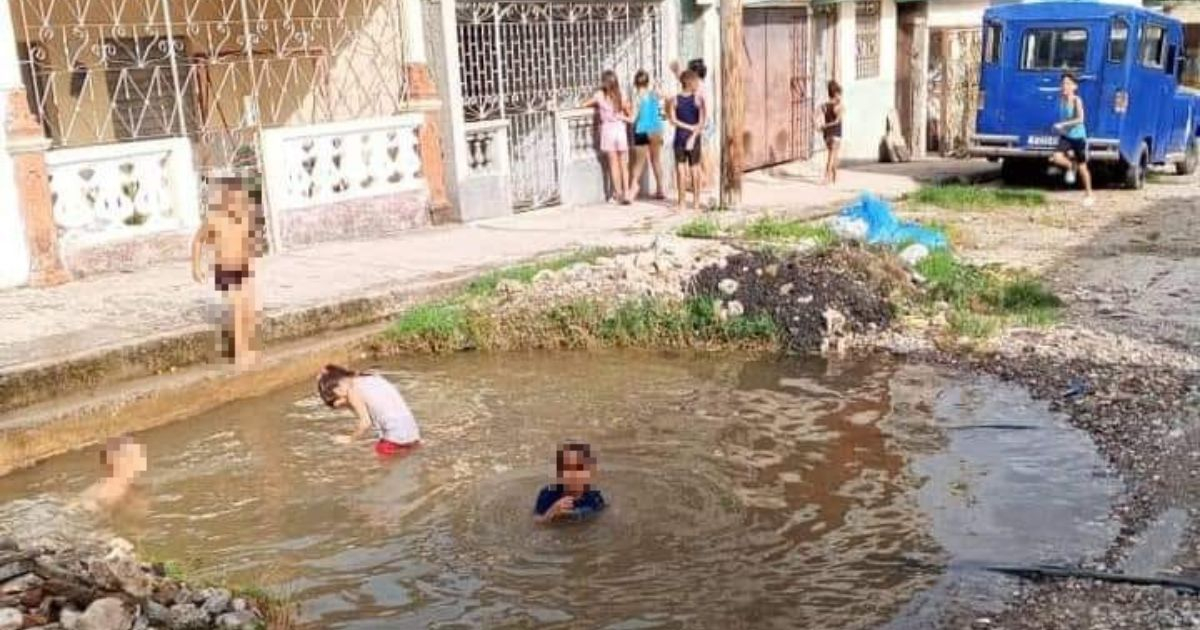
[0,353,1119,628]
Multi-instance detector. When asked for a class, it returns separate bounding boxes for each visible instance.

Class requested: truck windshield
[1021,28,1088,71]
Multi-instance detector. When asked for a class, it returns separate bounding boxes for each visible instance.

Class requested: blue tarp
[837,194,948,250]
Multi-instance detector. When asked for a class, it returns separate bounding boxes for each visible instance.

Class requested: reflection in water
[0,352,1117,629]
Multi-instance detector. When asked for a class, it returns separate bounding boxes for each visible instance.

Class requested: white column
[704,2,722,180]
[402,0,427,63]
[0,4,32,288]
[438,0,469,195]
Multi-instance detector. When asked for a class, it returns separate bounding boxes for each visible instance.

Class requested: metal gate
[743,7,811,171]
[928,28,982,157]
[12,0,412,174]
[456,1,662,210]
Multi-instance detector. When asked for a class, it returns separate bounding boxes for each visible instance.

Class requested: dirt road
[900,174,1200,628]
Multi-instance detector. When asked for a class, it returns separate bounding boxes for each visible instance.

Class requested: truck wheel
[1122,143,1149,190]
[1176,137,1199,176]
[1001,158,1034,184]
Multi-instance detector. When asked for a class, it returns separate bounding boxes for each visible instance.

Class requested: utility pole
[719,0,745,207]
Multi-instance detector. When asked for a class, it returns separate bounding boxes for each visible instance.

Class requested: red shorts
[375,439,419,457]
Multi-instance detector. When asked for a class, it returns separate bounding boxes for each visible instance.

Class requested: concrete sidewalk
[0,159,998,411]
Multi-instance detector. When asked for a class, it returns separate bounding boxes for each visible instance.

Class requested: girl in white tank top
[317,365,421,456]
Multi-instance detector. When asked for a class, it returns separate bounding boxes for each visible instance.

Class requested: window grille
[855,0,881,80]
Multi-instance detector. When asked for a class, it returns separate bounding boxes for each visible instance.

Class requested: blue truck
[969,2,1200,188]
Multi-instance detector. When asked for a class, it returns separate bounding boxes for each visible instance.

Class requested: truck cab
[970,2,1200,187]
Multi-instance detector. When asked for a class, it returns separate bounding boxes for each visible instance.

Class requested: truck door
[1136,19,1174,162]
[1097,16,1132,141]
[1165,28,1193,155]
[1010,23,1101,149]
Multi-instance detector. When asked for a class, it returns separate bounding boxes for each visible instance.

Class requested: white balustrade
[463,120,511,177]
[556,108,599,162]
[260,114,426,212]
[45,138,200,247]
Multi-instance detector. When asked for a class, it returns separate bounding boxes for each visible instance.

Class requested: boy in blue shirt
[534,442,606,524]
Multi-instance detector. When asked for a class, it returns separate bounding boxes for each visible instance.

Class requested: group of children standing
[584,61,853,209]
[583,59,712,212]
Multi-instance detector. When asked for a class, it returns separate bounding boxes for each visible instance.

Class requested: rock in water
[216,611,258,628]
[145,600,171,626]
[0,608,22,630]
[200,588,232,617]
[97,544,153,598]
[169,603,209,630]
[60,607,82,630]
[78,598,132,630]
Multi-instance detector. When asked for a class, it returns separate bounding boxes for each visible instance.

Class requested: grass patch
[914,250,1061,339]
[740,217,837,247]
[911,184,1045,210]
[385,295,778,353]
[135,546,297,630]
[921,219,972,249]
[676,217,722,239]
[464,248,611,298]
[387,302,467,352]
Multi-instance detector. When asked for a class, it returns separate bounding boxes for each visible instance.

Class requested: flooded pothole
[0,352,1124,628]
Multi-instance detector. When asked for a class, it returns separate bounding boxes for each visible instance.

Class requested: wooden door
[895,3,921,150]
[743,9,770,169]
[743,7,811,171]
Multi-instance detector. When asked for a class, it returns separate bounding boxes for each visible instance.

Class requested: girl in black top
[819,80,844,185]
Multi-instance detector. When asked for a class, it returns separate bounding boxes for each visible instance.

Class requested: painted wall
[7,0,419,154]
[837,0,898,161]
[0,3,32,288]
[928,0,991,28]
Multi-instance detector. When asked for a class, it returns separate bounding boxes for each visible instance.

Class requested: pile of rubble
[691,246,913,353]
[0,536,265,630]
[490,236,738,310]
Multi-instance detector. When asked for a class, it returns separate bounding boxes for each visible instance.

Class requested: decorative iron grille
[855,0,880,80]
[455,0,663,209]
[928,27,981,157]
[11,0,411,171]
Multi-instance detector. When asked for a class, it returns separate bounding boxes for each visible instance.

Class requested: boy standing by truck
[1049,73,1095,207]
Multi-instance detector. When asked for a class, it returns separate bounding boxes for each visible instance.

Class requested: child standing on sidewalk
[628,69,666,202]
[191,175,264,369]
[583,70,634,205]
[668,69,706,211]
[819,80,845,185]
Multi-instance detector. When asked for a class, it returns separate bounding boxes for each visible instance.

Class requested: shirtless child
[79,437,147,511]
[191,175,264,368]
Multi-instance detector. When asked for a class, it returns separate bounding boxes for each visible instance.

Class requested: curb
[0,249,619,417]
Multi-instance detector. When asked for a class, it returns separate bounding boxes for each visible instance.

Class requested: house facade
[0,0,717,289]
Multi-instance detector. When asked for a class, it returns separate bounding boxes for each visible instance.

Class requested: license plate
[1027,135,1058,147]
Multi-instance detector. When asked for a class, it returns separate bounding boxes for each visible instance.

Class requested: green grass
[387,302,467,352]
[914,250,1061,339]
[676,217,722,239]
[910,184,1046,210]
[464,248,612,297]
[740,217,837,246]
[385,295,778,353]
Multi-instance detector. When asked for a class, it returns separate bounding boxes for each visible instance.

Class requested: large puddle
[0,352,1120,628]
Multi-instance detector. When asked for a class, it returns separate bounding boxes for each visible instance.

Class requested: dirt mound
[690,247,907,352]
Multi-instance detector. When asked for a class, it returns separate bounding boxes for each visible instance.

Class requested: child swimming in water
[534,442,606,524]
[317,364,421,457]
[79,437,147,511]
